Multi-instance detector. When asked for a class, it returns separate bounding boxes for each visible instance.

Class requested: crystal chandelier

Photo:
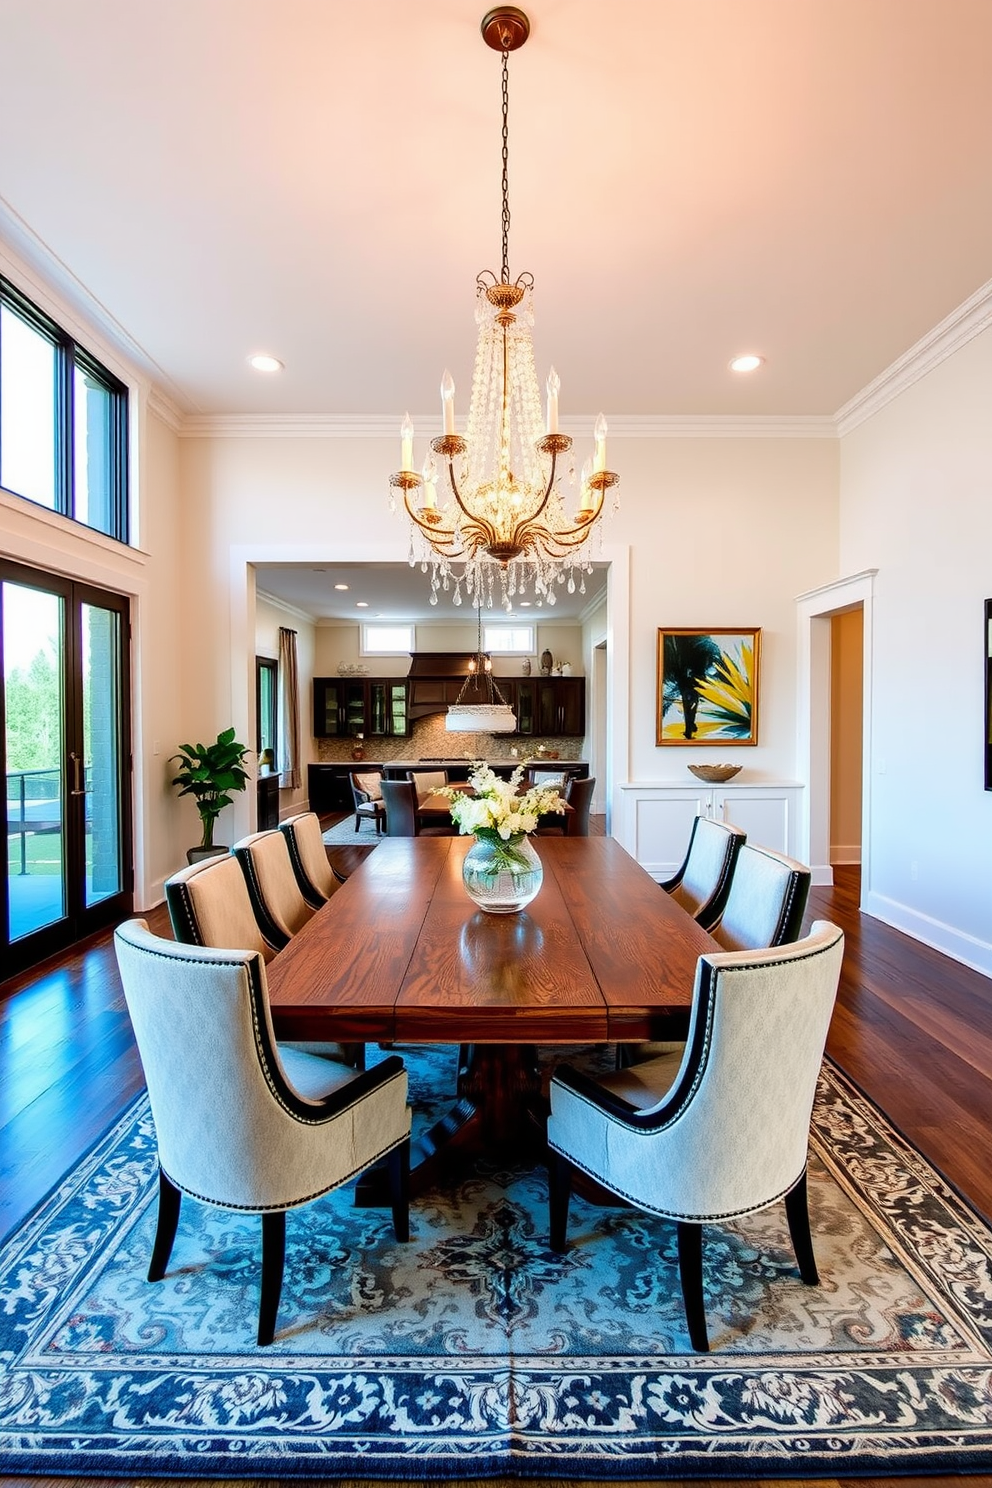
[390,6,619,612]
[445,602,516,733]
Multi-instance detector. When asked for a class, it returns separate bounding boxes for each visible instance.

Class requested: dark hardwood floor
[3,837,992,1488]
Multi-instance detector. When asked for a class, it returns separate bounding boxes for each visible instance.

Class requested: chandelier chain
[500,48,511,284]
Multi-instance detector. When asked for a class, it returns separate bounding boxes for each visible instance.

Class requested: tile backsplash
[316,712,583,764]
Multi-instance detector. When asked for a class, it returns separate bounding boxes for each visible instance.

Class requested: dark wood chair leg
[676,1220,709,1352]
[343,1042,366,1071]
[388,1138,410,1243]
[784,1169,819,1285]
[257,1210,286,1346]
[549,1152,573,1254]
[147,1168,182,1282]
[354,813,361,832]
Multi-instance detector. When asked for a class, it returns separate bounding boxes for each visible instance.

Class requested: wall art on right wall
[657,627,760,746]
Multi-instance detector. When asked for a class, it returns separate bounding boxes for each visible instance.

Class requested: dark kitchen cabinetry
[308,762,384,814]
[256,771,280,830]
[312,678,409,739]
[509,677,585,737]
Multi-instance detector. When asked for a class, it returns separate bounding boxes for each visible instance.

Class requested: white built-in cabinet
[616,780,804,881]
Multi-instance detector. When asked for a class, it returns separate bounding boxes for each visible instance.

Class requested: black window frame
[256,655,278,763]
[0,275,129,543]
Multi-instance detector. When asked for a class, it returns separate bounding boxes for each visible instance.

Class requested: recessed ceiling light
[334,583,349,591]
[729,354,764,373]
[356,601,369,608]
[248,353,284,373]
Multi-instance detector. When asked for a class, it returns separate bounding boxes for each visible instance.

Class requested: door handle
[69,751,86,796]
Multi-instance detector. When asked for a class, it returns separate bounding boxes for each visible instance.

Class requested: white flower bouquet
[435,760,565,868]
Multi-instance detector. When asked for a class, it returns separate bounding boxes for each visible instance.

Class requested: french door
[1,559,132,978]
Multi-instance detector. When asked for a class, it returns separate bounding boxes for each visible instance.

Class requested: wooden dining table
[266,835,717,1198]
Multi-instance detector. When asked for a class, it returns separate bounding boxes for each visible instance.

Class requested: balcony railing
[6,767,65,875]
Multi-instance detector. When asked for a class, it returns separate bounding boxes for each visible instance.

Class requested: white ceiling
[2,0,991,426]
[256,560,608,624]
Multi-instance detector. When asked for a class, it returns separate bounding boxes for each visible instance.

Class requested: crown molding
[146,388,185,434]
[178,411,839,439]
[254,588,315,625]
[835,277,992,436]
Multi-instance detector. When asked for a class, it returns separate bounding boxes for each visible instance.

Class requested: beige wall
[839,322,992,972]
[829,607,863,862]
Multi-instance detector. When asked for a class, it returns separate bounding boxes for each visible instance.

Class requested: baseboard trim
[830,845,862,865]
[811,864,834,886]
[862,890,992,981]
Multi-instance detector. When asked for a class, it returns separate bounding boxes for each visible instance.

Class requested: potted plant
[170,727,250,864]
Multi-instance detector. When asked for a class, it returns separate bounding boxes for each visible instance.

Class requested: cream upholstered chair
[709,842,811,952]
[114,920,410,1346]
[406,768,448,794]
[350,771,385,833]
[165,853,278,962]
[661,816,747,928]
[548,921,844,1352]
[165,853,363,1068]
[233,828,316,948]
[279,811,342,906]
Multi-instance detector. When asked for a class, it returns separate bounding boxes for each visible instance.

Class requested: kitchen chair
[524,765,568,791]
[406,768,449,794]
[114,919,410,1346]
[381,778,456,838]
[709,842,811,952]
[166,853,363,1068]
[279,810,343,907]
[548,921,844,1352]
[660,816,747,928]
[564,774,596,836]
[350,771,386,833]
[233,828,316,948]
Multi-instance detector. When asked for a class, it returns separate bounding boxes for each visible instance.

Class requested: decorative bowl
[687,763,742,784]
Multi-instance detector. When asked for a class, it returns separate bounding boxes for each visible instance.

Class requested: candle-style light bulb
[441,369,456,435]
[421,454,437,510]
[400,412,414,473]
[546,366,560,435]
[594,412,608,473]
[579,455,594,512]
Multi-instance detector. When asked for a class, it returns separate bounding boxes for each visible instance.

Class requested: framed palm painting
[657,627,760,745]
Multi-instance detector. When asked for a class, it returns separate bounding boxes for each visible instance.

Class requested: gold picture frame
[657,627,760,746]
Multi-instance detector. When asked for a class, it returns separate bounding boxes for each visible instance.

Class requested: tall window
[256,656,278,763]
[0,278,129,542]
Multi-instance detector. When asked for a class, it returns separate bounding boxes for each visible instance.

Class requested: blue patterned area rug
[3,1047,992,1479]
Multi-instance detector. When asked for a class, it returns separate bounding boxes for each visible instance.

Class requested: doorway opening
[1,559,133,979]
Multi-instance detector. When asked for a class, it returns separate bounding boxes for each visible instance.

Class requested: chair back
[408,769,448,794]
[165,853,278,962]
[233,829,316,945]
[381,778,419,837]
[667,816,746,925]
[551,922,843,1224]
[564,774,595,835]
[710,841,811,951]
[350,770,383,805]
[665,922,843,1216]
[114,919,337,1210]
[524,765,568,790]
[279,811,338,906]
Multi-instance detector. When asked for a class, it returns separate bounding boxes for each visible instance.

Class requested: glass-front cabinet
[369,680,408,737]
[313,678,409,738]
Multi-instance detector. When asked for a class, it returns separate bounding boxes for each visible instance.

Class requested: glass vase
[461,831,543,915]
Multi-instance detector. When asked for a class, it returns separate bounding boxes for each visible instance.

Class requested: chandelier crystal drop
[389,6,618,612]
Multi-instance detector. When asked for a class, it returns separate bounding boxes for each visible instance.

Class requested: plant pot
[186,845,228,865]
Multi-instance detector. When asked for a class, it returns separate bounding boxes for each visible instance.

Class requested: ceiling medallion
[389,7,619,612]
